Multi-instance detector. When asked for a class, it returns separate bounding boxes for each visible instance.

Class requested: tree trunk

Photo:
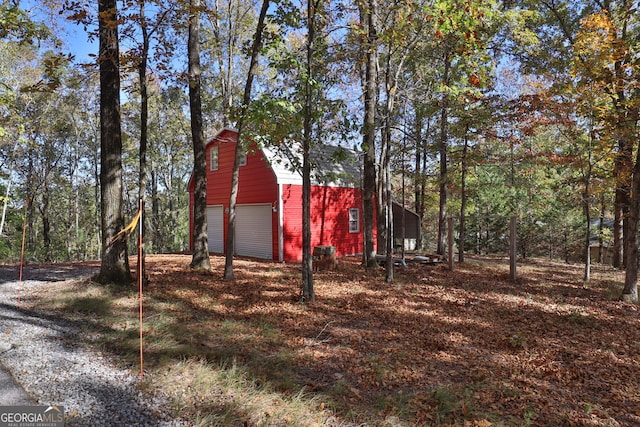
[27,157,35,251]
[301,115,314,298]
[0,167,12,238]
[583,136,593,281]
[612,63,633,269]
[361,0,378,269]
[138,0,149,278]
[384,144,393,283]
[301,0,317,301]
[437,53,451,256]
[93,140,101,259]
[97,0,131,285]
[598,193,605,264]
[379,41,408,279]
[400,139,406,259]
[41,189,51,262]
[413,112,424,251]
[188,0,212,271]
[376,135,387,255]
[223,0,270,280]
[622,138,640,303]
[70,141,81,259]
[380,73,392,280]
[212,0,235,127]
[613,162,629,269]
[459,126,469,263]
[0,142,19,237]
[583,190,591,282]
[151,168,160,251]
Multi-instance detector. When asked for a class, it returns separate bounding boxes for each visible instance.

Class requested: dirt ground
[7,254,640,426]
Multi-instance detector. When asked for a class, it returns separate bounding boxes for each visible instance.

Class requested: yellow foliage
[573,11,628,77]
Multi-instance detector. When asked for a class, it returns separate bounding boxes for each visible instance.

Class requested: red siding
[282,184,366,261]
[188,129,279,259]
[204,130,278,206]
[188,129,375,262]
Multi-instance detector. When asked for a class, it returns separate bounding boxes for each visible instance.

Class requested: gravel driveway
[0,264,191,427]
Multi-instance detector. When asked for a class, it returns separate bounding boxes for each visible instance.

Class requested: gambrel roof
[188,129,362,191]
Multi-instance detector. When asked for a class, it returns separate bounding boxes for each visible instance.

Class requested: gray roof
[262,142,361,187]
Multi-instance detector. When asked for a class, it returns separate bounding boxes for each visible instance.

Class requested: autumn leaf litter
[2,255,639,426]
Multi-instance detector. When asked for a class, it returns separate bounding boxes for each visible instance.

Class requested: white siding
[206,206,224,253]
[235,204,272,259]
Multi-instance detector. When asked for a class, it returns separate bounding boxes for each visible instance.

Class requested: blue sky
[22,0,96,63]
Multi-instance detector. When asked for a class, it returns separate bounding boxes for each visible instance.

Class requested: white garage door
[235,204,273,259]
[206,206,224,253]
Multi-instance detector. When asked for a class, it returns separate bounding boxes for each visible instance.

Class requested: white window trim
[348,208,360,233]
[210,146,219,171]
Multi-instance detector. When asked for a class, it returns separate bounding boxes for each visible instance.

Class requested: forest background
[1,0,639,301]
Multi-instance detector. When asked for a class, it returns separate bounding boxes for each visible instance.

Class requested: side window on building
[210,146,219,171]
[349,208,360,233]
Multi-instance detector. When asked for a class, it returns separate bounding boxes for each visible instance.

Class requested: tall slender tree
[130,0,171,276]
[188,0,212,270]
[375,3,424,281]
[204,0,255,127]
[97,0,131,284]
[223,0,270,280]
[137,0,150,279]
[360,0,378,269]
[436,51,451,256]
[300,0,322,300]
[458,122,470,263]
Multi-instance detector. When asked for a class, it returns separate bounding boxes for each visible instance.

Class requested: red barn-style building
[188,128,373,262]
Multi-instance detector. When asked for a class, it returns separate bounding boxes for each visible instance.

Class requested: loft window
[210,146,219,171]
[348,208,360,233]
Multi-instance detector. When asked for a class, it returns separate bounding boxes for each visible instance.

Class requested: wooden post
[448,217,455,271]
[510,216,517,282]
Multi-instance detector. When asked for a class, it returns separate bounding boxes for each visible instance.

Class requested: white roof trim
[262,144,304,185]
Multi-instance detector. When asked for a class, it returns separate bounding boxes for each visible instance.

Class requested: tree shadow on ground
[0,300,204,426]
[0,262,100,285]
[10,254,640,426]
